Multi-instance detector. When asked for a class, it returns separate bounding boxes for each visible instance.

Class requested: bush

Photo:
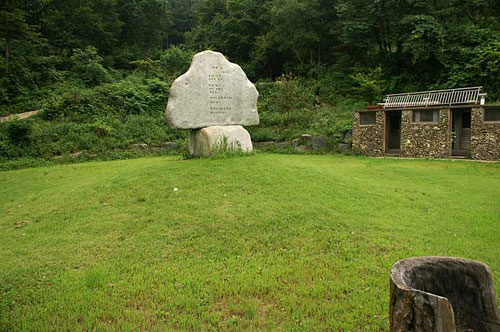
[91,119,115,137]
[350,67,387,104]
[130,59,160,78]
[258,75,314,129]
[253,77,362,142]
[248,127,281,142]
[92,78,170,116]
[5,120,33,146]
[159,46,196,79]
[274,74,311,122]
[70,46,111,86]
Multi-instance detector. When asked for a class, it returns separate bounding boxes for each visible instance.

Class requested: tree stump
[390,257,500,332]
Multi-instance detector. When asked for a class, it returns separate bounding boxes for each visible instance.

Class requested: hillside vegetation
[1,0,500,165]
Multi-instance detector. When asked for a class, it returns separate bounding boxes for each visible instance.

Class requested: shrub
[93,78,169,116]
[91,119,115,137]
[159,46,196,79]
[351,67,387,104]
[311,66,356,103]
[40,96,67,120]
[248,127,280,142]
[260,74,314,128]
[70,46,111,86]
[275,74,307,121]
[5,120,33,146]
[130,59,160,78]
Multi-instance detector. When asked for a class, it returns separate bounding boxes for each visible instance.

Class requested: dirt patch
[0,110,40,123]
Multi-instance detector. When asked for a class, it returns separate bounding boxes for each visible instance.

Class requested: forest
[1,0,500,165]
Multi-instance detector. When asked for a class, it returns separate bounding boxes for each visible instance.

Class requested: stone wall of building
[352,111,384,156]
[400,109,451,158]
[471,107,500,161]
[353,107,500,160]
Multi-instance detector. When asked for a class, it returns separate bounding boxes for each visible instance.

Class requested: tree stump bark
[390,257,500,332]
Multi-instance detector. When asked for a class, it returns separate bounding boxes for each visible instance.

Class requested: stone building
[352,88,500,161]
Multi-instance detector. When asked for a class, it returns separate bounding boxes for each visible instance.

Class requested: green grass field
[1,154,499,331]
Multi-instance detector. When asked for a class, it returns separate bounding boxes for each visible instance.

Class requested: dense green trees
[0,0,39,74]
[1,0,499,110]
[0,0,499,164]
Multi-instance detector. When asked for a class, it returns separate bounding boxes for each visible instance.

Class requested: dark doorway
[386,111,402,154]
[452,109,471,157]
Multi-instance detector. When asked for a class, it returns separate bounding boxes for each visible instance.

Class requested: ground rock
[294,145,309,152]
[166,50,259,129]
[343,129,353,143]
[188,125,252,157]
[276,142,292,148]
[161,142,179,150]
[132,143,148,150]
[312,136,328,150]
[254,141,277,149]
[339,143,352,152]
[291,134,313,149]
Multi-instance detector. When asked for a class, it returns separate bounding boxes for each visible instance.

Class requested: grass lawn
[1,154,499,331]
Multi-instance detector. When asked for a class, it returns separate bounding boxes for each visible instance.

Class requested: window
[360,112,376,125]
[484,108,500,122]
[412,110,439,123]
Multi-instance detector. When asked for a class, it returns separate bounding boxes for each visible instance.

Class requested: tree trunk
[293,49,303,65]
[5,38,10,75]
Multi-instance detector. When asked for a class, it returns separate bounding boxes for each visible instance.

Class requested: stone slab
[312,136,328,150]
[188,125,253,157]
[166,50,259,129]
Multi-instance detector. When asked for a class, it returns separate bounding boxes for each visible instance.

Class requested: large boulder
[188,125,253,157]
[166,50,259,129]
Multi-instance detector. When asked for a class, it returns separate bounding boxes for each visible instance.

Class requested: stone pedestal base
[188,125,253,157]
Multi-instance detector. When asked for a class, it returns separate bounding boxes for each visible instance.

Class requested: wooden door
[452,110,471,156]
[459,111,471,151]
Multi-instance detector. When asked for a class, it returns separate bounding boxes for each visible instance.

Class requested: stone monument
[166,50,259,157]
